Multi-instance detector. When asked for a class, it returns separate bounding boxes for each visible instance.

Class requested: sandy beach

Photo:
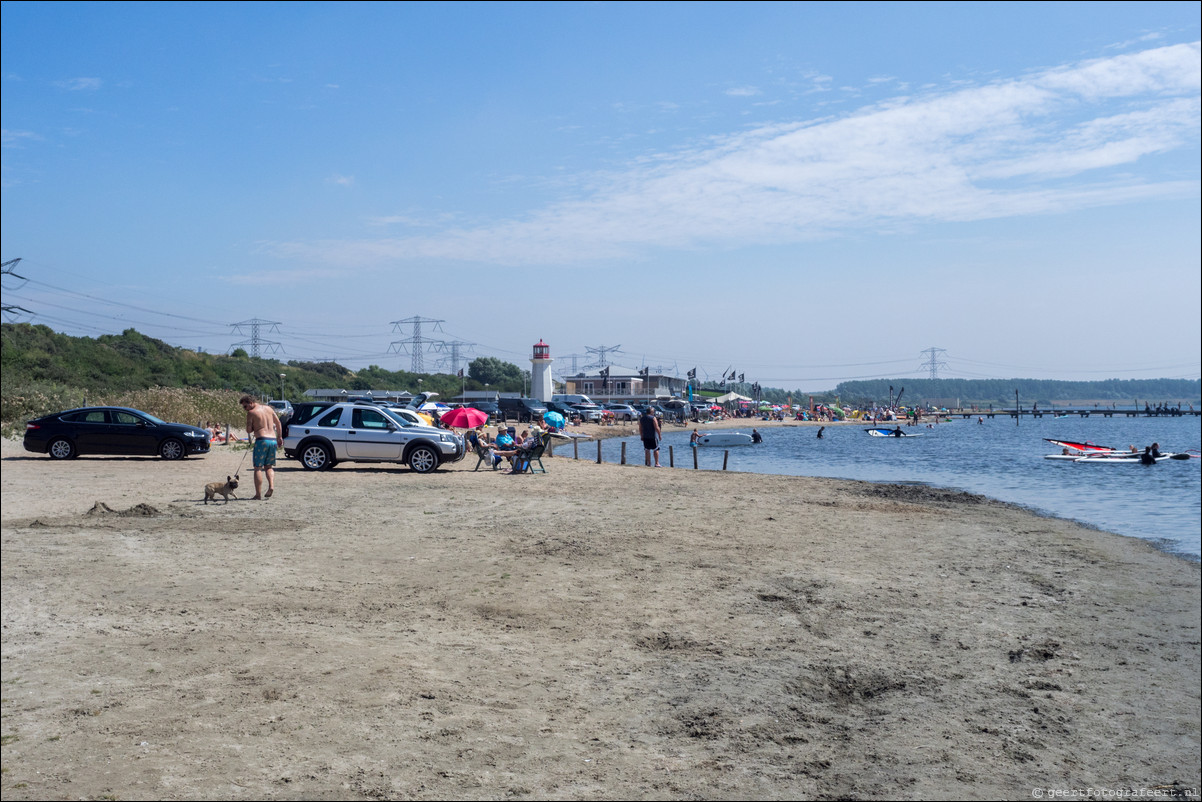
[1,433,1198,801]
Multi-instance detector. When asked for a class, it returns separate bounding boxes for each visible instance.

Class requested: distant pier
[953,408,1199,419]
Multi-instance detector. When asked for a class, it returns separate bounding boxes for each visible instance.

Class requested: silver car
[571,403,605,422]
[282,403,465,473]
[603,403,637,421]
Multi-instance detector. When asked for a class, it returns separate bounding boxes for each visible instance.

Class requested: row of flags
[457,364,763,397]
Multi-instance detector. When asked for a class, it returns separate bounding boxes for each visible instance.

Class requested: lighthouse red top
[532,340,550,360]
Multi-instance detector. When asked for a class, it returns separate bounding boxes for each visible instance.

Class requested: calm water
[589,415,1202,560]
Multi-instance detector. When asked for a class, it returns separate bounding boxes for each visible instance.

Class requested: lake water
[585,415,1202,561]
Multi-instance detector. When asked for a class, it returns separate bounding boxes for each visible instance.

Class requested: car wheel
[48,437,76,460]
[159,438,186,460]
[300,442,334,471]
[407,445,439,474]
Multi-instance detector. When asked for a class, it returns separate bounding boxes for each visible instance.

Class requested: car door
[62,409,112,453]
[345,407,404,459]
[303,405,350,455]
[107,410,159,454]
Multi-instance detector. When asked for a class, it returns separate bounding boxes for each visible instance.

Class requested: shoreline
[530,413,838,443]
[2,437,1198,799]
[550,420,1202,566]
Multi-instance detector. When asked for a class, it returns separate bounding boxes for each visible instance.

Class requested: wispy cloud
[2,129,41,147]
[264,42,1201,269]
[225,266,345,286]
[367,212,462,228]
[328,174,355,187]
[725,86,762,97]
[1107,31,1165,51]
[54,77,102,91]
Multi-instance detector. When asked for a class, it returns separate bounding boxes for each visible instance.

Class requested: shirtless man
[242,396,283,500]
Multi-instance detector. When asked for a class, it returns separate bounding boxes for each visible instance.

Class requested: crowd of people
[465,425,546,474]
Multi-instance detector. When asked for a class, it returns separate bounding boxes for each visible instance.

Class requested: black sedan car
[466,401,500,418]
[24,406,211,460]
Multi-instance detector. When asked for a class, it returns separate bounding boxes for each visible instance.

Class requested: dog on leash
[204,474,239,504]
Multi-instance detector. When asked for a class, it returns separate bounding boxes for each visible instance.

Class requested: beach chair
[513,439,547,474]
[473,441,500,471]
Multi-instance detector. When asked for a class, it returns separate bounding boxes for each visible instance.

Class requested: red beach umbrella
[439,407,490,429]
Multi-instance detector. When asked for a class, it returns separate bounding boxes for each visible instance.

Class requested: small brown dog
[204,474,239,504]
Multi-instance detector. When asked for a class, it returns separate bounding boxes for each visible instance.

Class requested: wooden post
[723,450,729,470]
[668,445,674,467]
[620,442,626,465]
[693,446,698,469]
[597,439,603,464]
[573,437,579,460]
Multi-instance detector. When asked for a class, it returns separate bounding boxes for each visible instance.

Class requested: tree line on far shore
[833,378,1200,408]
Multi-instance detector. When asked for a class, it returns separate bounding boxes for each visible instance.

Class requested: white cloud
[725,86,762,97]
[1,129,41,147]
[54,77,102,91]
[265,42,1202,269]
[225,266,344,285]
[328,174,355,187]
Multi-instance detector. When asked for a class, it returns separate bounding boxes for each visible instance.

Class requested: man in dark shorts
[639,406,662,467]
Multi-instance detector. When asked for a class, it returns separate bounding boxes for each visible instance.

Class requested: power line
[230,318,283,357]
[584,344,621,370]
[1,258,32,320]
[920,347,948,379]
[389,316,445,373]
[434,340,475,375]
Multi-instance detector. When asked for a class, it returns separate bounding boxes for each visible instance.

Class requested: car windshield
[381,409,414,427]
[138,411,167,425]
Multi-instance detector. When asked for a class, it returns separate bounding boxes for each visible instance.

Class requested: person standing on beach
[640,406,662,467]
[242,396,283,500]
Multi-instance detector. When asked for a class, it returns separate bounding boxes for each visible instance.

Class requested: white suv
[282,403,465,473]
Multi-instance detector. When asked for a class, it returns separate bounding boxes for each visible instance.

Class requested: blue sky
[3,1,1199,389]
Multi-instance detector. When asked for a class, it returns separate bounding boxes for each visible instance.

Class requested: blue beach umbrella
[543,411,566,430]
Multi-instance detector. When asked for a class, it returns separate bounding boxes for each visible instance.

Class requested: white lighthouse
[530,339,553,403]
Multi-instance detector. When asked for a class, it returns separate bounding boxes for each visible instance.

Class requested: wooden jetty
[954,408,1200,419]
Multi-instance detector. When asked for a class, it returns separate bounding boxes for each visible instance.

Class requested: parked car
[603,403,638,421]
[467,401,501,418]
[382,404,434,427]
[268,399,294,423]
[551,394,595,407]
[544,400,578,421]
[496,397,548,423]
[282,402,465,473]
[23,406,211,460]
[571,403,604,422]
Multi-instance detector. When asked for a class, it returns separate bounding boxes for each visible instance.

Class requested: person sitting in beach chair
[467,428,502,471]
[495,427,546,475]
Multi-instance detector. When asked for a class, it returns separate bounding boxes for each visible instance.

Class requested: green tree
[468,357,523,388]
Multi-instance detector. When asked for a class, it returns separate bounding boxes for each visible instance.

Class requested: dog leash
[233,444,250,478]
